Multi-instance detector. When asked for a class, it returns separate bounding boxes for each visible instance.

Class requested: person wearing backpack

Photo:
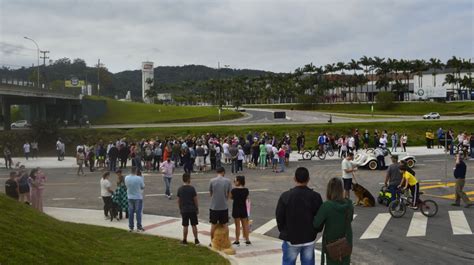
[314,177,354,265]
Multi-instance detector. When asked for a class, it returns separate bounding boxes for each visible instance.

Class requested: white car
[423,112,440,119]
[11,120,31,129]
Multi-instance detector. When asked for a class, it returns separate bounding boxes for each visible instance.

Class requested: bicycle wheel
[317,151,326,160]
[420,200,438,217]
[327,149,334,157]
[388,200,406,218]
[302,151,313,160]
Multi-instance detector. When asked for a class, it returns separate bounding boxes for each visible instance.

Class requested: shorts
[343,178,353,191]
[272,158,278,165]
[209,209,229,225]
[181,212,198,226]
[196,156,205,167]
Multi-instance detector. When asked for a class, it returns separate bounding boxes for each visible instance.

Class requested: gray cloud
[0,0,472,73]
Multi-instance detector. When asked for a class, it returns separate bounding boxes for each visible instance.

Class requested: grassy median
[0,194,228,265]
[91,97,243,124]
[245,101,474,116]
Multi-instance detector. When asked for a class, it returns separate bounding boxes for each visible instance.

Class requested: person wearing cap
[452,154,473,208]
[385,155,402,202]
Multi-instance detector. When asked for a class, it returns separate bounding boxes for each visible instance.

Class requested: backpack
[18,175,30,193]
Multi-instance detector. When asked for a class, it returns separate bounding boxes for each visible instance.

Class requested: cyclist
[317,132,327,155]
[398,165,420,210]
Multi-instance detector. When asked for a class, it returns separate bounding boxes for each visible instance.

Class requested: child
[177,173,200,245]
[398,165,420,209]
[231,175,251,246]
[271,145,278,172]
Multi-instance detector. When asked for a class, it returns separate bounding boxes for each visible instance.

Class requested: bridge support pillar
[1,97,11,131]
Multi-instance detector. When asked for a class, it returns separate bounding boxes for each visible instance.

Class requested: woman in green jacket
[313,177,354,265]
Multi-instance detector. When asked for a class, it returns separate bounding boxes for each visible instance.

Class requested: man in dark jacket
[276,167,323,265]
[108,144,119,172]
[452,154,472,208]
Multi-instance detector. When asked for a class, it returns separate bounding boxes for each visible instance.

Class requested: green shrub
[375,91,395,110]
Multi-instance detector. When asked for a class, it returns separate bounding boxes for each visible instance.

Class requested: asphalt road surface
[2,154,472,264]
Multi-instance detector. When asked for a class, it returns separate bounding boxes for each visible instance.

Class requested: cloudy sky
[0,0,472,73]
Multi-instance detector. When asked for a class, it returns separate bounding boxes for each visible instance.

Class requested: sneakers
[137,228,145,232]
[232,241,240,246]
[194,239,200,245]
[181,240,188,245]
[245,241,252,246]
[408,206,418,210]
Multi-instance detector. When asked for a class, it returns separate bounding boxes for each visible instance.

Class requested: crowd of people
[426,128,474,158]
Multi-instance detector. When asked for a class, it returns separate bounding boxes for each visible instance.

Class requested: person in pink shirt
[160,158,175,199]
[29,167,46,212]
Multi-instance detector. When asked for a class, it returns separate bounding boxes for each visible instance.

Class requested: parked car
[423,112,440,119]
[11,120,31,129]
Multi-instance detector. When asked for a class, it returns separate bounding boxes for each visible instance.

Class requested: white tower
[142,61,154,103]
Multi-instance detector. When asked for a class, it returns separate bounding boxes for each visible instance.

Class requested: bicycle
[302,144,334,160]
[388,188,438,218]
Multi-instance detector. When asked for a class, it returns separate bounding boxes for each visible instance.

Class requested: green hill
[0,194,228,265]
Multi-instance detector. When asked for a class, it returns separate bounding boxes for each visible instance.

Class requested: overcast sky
[0,0,472,73]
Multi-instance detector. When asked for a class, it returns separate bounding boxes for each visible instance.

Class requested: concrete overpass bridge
[0,81,81,130]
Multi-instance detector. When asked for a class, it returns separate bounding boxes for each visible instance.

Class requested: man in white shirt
[341,152,357,199]
[23,142,31,160]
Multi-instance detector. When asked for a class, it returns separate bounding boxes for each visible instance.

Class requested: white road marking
[422,159,445,162]
[145,188,269,197]
[317,214,357,243]
[52,197,76,201]
[406,212,428,237]
[252,219,277,235]
[449,211,473,235]
[360,213,391,239]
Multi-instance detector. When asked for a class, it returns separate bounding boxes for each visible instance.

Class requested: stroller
[377,186,392,206]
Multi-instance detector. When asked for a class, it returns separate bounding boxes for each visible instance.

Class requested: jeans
[231,158,238,173]
[388,184,399,202]
[128,199,143,230]
[163,176,172,196]
[109,158,117,172]
[282,240,315,265]
[279,157,285,172]
[216,153,222,168]
[25,152,30,160]
[102,196,113,217]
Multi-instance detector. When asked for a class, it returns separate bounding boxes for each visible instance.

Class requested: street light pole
[24,36,40,88]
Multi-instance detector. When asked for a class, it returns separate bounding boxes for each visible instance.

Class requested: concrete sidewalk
[44,207,317,265]
[5,146,449,169]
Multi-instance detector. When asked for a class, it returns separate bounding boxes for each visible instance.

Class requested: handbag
[324,208,352,261]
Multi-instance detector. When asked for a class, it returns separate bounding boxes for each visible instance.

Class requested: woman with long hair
[314,178,354,265]
[29,167,46,212]
[100,172,113,219]
[112,170,128,220]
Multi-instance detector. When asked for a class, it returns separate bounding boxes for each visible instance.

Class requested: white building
[142,61,154,103]
[412,69,473,101]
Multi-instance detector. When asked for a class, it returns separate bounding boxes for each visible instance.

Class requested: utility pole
[40,50,50,66]
[97,59,100,96]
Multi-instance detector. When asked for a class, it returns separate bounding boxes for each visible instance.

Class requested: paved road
[2,154,472,264]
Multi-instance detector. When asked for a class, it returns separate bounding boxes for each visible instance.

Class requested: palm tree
[428,58,443,87]
[411,59,428,88]
[359,56,373,102]
[347,59,362,102]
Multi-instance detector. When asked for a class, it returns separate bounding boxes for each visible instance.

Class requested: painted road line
[52,197,76,201]
[317,214,357,243]
[449,211,473,235]
[253,219,277,235]
[145,188,269,197]
[422,159,445,162]
[406,212,428,237]
[360,213,391,239]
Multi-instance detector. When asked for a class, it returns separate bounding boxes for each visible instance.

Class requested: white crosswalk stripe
[406,212,428,237]
[252,219,277,235]
[360,213,391,239]
[449,211,473,235]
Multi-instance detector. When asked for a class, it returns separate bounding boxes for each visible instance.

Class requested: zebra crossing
[248,210,473,241]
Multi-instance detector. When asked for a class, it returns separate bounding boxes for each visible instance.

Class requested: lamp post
[24,36,40,88]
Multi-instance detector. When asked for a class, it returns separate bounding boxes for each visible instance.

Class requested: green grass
[244,102,474,116]
[0,194,228,265]
[89,97,243,124]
